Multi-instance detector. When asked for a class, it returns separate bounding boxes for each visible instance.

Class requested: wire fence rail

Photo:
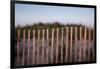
[15,26,95,66]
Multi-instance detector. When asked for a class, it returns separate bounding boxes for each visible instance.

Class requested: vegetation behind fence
[15,22,94,40]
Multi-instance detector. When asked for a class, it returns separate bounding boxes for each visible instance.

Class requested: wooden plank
[74,27,77,62]
[66,27,68,62]
[51,28,54,63]
[70,27,73,62]
[22,30,25,65]
[42,29,45,64]
[79,27,82,62]
[27,30,30,65]
[84,27,87,62]
[37,30,40,64]
[33,30,35,64]
[61,28,64,63]
[93,29,95,61]
[88,27,91,61]
[46,29,49,64]
[56,28,59,63]
[17,29,20,64]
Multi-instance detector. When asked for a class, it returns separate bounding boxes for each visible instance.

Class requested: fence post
[46,29,49,64]
[79,27,82,62]
[70,27,73,62]
[88,27,91,61]
[56,28,59,63]
[42,29,45,64]
[61,28,64,63]
[66,27,68,63]
[33,30,35,64]
[84,27,87,62]
[37,29,40,64]
[22,30,25,65]
[74,27,77,62]
[51,28,54,63]
[27,30,30,65]
[17,29,20,64]
[93,29,95,61]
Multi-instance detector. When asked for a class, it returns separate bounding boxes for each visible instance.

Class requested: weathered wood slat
[51,28,54,63]
[42,29,45,64]
[74,27,77,62]
[88,27,91,61]
[22,30,25,65]
[61,28,64,63]
[66,27,68,62]
[84,27,87,62]
[33,30,35,64]
[37,30,40,64]
[56,28,59,63]
[46,29,49,64]
[93,29,95,61]
[27,30,30,65]
[17,29,20,64]
[79,27,82,62]
[70,27,73,62]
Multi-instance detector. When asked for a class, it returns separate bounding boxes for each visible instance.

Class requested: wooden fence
[16,26,95,66]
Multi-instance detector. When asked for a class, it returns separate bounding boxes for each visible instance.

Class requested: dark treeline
[15,22,94,40]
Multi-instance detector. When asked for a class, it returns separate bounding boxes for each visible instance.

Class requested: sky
[15,4,95,27]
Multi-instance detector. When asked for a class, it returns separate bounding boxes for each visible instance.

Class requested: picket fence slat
[46,29,49,64]
[42,29,45,64]
[74,27,77,62]
[17,29,20,64]
[37,30,40,64]
[93,29,95,61]
[61,28,64,63]
[51,28,54,63]
[27,30,30,64]
[79,27,82,62]
[88,28,91,61]
[56,28,59,63]
[33,30,35,64]
[84,27,87,61]
[22,30,25,65]
[66,27,68,62]
[70,27,73,62]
